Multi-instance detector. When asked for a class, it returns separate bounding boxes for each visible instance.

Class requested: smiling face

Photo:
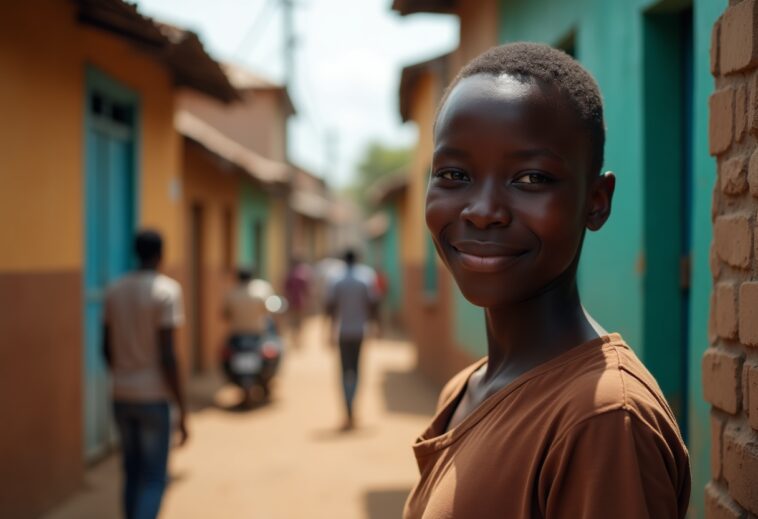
[426,73,613,308]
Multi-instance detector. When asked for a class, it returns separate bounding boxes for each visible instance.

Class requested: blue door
[83,69,138,460]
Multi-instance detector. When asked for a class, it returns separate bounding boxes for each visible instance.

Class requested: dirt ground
[44,318,439,519]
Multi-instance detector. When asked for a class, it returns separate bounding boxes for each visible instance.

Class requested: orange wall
[0,0,182,272]
[182,140,240,371]
[404,71,439,265]
[0,2,186,516]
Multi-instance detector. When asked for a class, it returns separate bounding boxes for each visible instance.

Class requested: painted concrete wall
[182,140,239,372]
[493,0,724,515]
[0,1,184,517]
[239,182,271,279]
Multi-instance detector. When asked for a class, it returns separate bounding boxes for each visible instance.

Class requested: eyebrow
[433,145,469,158]
[506,148,565,163]
[434,145,566,164]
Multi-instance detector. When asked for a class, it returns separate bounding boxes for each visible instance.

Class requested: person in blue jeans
[103,230,187,519]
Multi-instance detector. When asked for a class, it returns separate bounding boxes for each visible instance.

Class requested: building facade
[0,1,236,516]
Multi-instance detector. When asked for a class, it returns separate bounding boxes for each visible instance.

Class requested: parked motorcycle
[220,295,287,403]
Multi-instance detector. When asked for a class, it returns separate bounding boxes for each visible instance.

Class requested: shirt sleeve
[539,409,688,519]
[159,283,184,328]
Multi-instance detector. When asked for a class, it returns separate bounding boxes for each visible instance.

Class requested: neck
[482,267,600,383]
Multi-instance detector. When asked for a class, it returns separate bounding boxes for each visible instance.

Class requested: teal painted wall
[238,182,269,279]
[369,205,404,313]
[447,0,723,515]
[385,205,403,312]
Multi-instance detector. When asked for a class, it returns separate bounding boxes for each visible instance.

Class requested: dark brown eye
[514,172,550,184]
[435,169,470,182]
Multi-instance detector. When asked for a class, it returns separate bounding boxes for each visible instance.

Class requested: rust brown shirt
[404,334,690,519]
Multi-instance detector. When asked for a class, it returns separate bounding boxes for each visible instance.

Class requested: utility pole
[282,0,296,265]
[282,0,296,89]
[324,129,338,187]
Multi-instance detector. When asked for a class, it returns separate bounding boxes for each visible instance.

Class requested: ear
[586,171,615,231]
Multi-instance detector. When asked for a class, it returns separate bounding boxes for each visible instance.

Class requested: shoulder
[548,336,682,444]
[154,274,182,299]
[105,273,132,297]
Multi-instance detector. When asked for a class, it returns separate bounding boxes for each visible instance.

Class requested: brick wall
[707,1,758,517]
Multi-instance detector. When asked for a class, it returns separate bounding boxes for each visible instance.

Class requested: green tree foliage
[349,141,412,208]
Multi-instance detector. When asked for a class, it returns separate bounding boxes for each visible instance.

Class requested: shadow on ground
[381,368,438,416]
[364,487,411,519]
[186,371,276,413]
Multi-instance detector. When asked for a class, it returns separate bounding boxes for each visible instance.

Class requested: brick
[703,348,745,413]
[714,214,752,269]
[722,156,748,195]
[712,17,722,76]
[720,0,758,74]
[710,292,719,345]
[711,88,735,155]
[749,75,758,133]
[747,363,758,430]
[705,482,746,519]
[723,424,758,514]
[735,84,747,142]
[747,148,758,197]
[713,412,727,480]
[739,282,758,345]
[712,243,723,280]
[716,283,739,339]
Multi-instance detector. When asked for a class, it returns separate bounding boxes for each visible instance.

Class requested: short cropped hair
[440,42,605,176]
[134,230,163,263]
[344,249,357,266]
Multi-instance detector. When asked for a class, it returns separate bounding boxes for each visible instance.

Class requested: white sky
[135,0,458,187]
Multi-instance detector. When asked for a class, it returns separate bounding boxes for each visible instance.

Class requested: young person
[403,43,690,519]
[103,230,186,519]
[325,250,379,430]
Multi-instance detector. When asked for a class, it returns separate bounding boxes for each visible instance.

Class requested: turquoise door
[83,69,138,460]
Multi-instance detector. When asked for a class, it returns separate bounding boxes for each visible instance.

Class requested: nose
[460,181,511,229]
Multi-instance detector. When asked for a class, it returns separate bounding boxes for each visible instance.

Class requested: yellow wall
[0,0,182,272]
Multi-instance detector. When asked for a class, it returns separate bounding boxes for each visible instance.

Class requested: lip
[450,240,527,273]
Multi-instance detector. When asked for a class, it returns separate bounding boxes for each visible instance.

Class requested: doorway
[189,203,205,373]
[83,69,137,460]
[643,3,694,438]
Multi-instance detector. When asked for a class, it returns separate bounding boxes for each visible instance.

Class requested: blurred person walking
[284,257,312,348]
[326,250,379,430]
[103,230,187,519]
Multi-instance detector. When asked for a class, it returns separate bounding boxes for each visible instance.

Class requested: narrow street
[45,318,438,519]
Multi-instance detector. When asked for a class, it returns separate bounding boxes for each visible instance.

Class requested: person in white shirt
[325,250,379,430]
[223,268,276,335]
[103,230,186,519]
